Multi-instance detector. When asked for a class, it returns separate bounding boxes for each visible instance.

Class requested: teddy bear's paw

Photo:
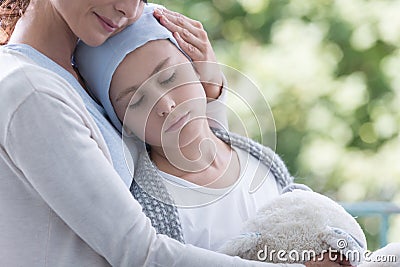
[218,232,263,261]
[319,226,366,266]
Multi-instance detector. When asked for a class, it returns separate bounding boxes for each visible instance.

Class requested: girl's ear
[195,69,201,80]
[192,64,201,80]
[122,125,135,137]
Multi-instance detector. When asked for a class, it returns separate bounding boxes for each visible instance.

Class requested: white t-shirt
[160,145,281,251]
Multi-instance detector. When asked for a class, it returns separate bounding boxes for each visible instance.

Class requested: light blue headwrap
[74,3,188,133]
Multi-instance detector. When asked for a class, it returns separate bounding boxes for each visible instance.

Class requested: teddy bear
[218,185,399,266]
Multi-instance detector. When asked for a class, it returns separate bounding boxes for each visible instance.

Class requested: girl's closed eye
[160,71,176,86]
[129,94,144,109]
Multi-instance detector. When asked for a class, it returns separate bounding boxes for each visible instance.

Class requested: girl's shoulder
[212,128,294,189]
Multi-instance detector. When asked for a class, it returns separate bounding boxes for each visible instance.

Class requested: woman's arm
[2,63,302,267]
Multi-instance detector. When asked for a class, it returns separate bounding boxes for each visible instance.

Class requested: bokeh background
[156,0,400,250]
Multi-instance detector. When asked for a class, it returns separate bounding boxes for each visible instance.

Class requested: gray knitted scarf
[130,128,294,243]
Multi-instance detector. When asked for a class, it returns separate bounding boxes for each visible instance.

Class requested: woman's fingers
[173,31,204,60]
[154,8,203,38]
[154,8,217,62]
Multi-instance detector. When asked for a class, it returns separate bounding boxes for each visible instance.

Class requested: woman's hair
[0,0,30,45]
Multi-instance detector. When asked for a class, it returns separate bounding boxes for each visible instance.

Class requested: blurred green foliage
[156,0,400,250]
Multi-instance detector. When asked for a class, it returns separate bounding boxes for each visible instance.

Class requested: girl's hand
[154,7,223,100]
[305,252,353,267]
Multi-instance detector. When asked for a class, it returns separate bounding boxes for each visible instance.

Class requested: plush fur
[218,189,399,266]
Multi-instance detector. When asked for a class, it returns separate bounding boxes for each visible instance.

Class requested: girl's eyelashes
[129,95,144,109]
[160,72,176,86]
[128,71,176,109]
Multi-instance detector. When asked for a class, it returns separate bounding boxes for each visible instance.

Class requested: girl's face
[109,40,207,148]
[50,0,145,46]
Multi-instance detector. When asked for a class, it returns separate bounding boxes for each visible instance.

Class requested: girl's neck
[9,1,78,76]
[151,125,240,188]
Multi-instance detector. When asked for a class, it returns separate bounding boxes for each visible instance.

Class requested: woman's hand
[153,7,223,101]
[305,252,353,267]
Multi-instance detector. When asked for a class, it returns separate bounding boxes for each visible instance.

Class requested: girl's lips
[165,112,190,133]
[95,13,118,33]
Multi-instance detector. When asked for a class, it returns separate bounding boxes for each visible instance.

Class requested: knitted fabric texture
[131,128,294,242]
[131,155,185,243]
[212,128,294,189]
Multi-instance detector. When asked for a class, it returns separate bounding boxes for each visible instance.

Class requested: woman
[0,0,294,266]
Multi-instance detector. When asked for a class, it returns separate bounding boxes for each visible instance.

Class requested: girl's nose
[156,94,176,117]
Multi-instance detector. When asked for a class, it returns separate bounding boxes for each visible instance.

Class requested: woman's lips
[165,112,190,133]
[95,13,118,33]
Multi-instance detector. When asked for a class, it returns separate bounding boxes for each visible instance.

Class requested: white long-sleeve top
[0,46,305,267]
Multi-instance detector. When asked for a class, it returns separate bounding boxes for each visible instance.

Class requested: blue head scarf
[74,3,188,132]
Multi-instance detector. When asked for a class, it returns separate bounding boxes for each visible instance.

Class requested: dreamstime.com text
[257,242,398,263]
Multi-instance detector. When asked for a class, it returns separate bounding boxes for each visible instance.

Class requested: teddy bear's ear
[320,226,366,266]
[218,232,262,260]
[281,183,313,194]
